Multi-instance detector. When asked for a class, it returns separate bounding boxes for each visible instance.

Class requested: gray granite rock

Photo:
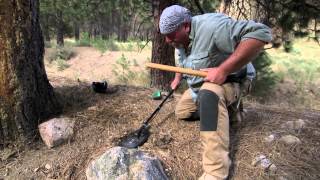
[86,146,168,180]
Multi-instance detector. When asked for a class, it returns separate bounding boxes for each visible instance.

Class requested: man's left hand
[201,67,228,85]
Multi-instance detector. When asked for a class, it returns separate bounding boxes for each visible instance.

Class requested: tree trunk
[56,9,64,46]
[117,13,122,41]
[74,21,80,41]
[44,14,51,42]
[0,0,62,146]
[151,0,177,90]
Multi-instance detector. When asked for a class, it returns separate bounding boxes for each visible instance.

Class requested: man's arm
[202,38,265,84]
[171,73,182,90]
[202,17,272,84]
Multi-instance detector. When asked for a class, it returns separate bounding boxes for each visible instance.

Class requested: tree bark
[151,0,177,90]
[56,9,64,46]
[43,14,51,42]
[0,0,62,146]
[74,21,80,41]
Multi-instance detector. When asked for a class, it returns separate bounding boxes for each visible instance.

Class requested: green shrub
[48,46,75,63]
[284,58,320,91]
[251,51,278,98]
[56,58,70,71]
[283,40,293,52]
[126,43,134,51]
[76,32,91,47]
[112,54,135,84]
[92,38,107,53]
[105,39,119,51]
[64,41,76,47]
[134,71,150,87]
[111,54,150,86]
[44,41,52,48]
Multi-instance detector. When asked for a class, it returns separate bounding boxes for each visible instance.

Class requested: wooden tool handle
[145,62,207,77]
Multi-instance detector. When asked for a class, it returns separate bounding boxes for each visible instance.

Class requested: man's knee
[198,89,220,131]
[175,109,190,120]
[175,108,199,121]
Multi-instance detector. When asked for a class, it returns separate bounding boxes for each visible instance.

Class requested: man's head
[159,5,192,48]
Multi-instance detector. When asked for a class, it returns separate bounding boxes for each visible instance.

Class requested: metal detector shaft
[143,89,174,125]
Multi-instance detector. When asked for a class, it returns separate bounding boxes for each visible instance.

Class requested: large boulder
[86,146,168,180]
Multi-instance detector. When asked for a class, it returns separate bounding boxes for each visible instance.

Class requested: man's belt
[224,67,247,83]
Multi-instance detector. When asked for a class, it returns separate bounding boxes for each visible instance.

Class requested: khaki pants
[175,82,241,180]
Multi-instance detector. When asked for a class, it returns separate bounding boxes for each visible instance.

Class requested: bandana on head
[159,5,192,34]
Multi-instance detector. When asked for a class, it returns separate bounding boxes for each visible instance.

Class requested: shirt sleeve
[214,16,272,53]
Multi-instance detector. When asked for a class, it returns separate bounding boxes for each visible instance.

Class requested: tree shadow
[53,82,120,115]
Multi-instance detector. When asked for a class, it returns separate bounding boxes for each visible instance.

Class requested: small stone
[252,154,276,173]
[313,130,320,136]
[281,119,306,132]
[268,164,277,173]
[264,134,276,143]
[34,167,40,172]
[280,135,301,145]
[251,155,266,166]
[260,157,272,169]
[88,106,98,111]
[45,164,51,170]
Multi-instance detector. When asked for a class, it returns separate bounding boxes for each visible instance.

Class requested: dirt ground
[1,47,319,180]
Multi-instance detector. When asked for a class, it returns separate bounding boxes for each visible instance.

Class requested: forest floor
[0,46,320,180]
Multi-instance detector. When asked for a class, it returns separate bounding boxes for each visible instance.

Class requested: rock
[281,119,306,132]
[252,154,277,173]
[279,135,301,145]
[257,155,272,168]
[264,134,277,143]
[88,106,98,111]
[34,167,40,172]
[38,117,75,148]
[251,155,267,166]
[268,164,277,174]
[313,130,320,136]
[45,164,51,170]
[86,146,168,180]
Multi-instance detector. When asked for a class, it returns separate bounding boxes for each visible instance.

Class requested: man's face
[164,23,190,49]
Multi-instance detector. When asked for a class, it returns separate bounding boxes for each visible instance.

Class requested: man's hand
[201,67,228,85]
[171,78,181,90]
[171,73,182,90]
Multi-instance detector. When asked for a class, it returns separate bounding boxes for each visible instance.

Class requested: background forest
[40,0,320,108]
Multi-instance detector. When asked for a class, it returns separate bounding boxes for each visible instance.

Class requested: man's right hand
[171,73,182,90]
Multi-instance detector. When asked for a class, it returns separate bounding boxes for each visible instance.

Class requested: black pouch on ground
[92,81,108,93]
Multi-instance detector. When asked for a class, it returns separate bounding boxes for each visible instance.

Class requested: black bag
[92,81,108,93]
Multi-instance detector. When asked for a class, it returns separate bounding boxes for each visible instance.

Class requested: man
[159,5,272,180]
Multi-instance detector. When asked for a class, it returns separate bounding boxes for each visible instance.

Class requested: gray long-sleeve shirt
[177,13,272,100]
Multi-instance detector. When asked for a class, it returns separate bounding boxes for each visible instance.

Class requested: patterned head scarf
[159,5,192,34]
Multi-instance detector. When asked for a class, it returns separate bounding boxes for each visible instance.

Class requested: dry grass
[1,80,319,179]
[1,44,320,179]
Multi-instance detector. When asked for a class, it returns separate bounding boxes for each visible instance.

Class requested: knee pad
[198,89,219,131]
